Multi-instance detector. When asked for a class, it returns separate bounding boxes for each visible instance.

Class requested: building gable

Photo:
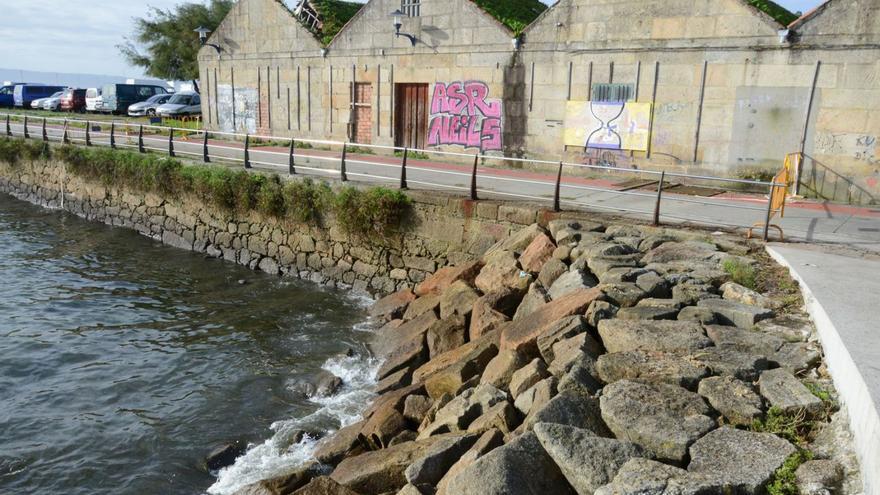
[791,0,880,38]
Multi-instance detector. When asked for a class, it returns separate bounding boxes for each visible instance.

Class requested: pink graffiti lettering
[428,81,503,152]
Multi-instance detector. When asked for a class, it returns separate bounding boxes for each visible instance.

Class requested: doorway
[394,83,429,150]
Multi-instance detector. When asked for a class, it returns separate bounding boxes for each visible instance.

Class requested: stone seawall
[0,159,558,296]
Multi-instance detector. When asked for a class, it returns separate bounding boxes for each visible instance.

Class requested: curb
[766,245,879,495]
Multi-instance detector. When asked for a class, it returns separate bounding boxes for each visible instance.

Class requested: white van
[85,87,102,113]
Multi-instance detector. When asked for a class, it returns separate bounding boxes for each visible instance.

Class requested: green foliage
[345,146,374,155]
[0,137,51,165]
[394,150,430,160]
[735,166,777,183]
[283,178,330,224]
[722,258,758,290]
[118,0,233,81]
[766,450,814,495]
[805,382,832,403]
[751,407,817,447]
[746,0,799,26]
[471,0,548,34]
[331,186,411,238]
[256,175,287,217]
[286,0,364,46]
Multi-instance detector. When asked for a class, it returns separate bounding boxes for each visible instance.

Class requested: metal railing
[1,112,786,241]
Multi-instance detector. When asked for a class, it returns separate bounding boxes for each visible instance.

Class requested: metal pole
[244,134,251,169]
[23,116,29,139]
[288,138,296,175]
[653,171,665,226]
[470,154,479,200]
[85,121,91,146]
[138,125,144,153]
[763,186,774,242]
[42,118,48,141]
[399,148,409,189]
[62,120,69,144]
[693,60,708,163]
[797,61,822,196]
[5,114,10,137]
[340,143,348,181]
[110,122,116,149]
[553,161,563,212]
[647,61,660,160]
[168,127,174,157]
[202,131,209,162]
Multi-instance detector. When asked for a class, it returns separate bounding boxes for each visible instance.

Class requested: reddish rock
[330,436,449,493]
[313,421,366,465]
[402,294,440,321]
[373,310,438,358]
[519,233,556,273]
[469,298,510,340]
[500,287,604,357]
[370,289,416,321]
[475,251,533,294]
[415,261,483,296]
[359,400,408,449]
[292,477,359,495]
[426,315,467,359]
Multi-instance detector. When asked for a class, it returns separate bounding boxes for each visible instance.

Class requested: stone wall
[0,158,564,296]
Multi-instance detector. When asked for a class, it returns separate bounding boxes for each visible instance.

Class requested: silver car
[128,93,173,117]
[156,92,201,117]
[31,91,63,109]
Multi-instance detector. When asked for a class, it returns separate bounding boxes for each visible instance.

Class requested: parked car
[14,84,65,108]
[60,88,87,112]
[31,91,64,109]
[42,91,67,111]
[156,92,201,117]
[127,93,173,117]
[85,87,102,112]
[99,83,170,114]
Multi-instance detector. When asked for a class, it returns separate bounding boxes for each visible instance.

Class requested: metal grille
[401,0,420,17]
[591,83,634,103]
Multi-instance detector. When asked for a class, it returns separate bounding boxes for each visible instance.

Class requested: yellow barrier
[747,152,798,241]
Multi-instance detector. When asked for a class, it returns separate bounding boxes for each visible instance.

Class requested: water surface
[0,194,376,494]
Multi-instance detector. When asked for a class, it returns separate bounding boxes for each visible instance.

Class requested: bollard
[340,143,348,182]
[138,125,145,153]
[244,134,251,169]
[168,128,175,157]
[653,171,665,226]
[42,118,47,141]
[62,120,69,144]
[470,154,479,201]
[553,161,563,212]
[288,138,296,175]
[85,121,91,146]
[5,114,10,137]
[24,116,29,139]
[202,131,209,162]
[399,148,409,190]
[762,185,774,242]
[110,122,116,149]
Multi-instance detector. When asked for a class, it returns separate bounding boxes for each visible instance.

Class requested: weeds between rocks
[722,258,757,290]
[766,450,814,495]
[1,137,410,238]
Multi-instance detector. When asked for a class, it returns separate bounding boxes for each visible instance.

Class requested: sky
[0,0,825,79]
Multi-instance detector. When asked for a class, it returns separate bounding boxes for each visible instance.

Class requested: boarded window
[591,83,634,103]
[402,0,420,17]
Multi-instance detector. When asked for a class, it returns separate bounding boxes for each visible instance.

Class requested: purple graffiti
[428,81,502,151]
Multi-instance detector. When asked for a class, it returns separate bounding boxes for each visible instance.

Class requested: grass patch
[766,450,813,495]
[750,407,814,446]
[735,166,776,183]
[2,137,411,236]
[395,149,430,160]
[722,258,757,290]
[345,145,374,155]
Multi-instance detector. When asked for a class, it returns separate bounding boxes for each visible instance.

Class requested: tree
[119,0,233,83]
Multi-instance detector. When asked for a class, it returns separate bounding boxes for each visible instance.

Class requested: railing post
[5,114,10,137]
[553,160,563,212]
[23,116,29,139]
[470,154,479,201]
[202,131,210,163]
[340,143,349,181]
[763,184,774,242]
[138,125,145,153]
[168,127,175,157]
[62,120,69,144]
[288,138,296,175]
[653,171,665,226]
[244,134,251,169]
[85,121,92,146]
[110,122,116,149]
[399,148,409,190]
[42,118,48,142]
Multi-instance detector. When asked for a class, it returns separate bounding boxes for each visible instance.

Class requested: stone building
[198,0,880,202]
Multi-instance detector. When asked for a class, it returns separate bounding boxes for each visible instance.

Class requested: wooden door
[394,83,428,149]
[352,82,372,144]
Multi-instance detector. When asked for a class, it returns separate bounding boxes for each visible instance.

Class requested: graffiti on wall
[427,81,503,152]
[814,132,878,164]
[563,101,652,152]
[217,85,257,134]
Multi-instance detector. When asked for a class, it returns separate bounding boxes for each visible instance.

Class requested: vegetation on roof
[314,0,363,44]
[472,0,548,34]
[746,0,799,26]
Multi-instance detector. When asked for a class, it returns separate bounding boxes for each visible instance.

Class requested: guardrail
[1,112,785,241]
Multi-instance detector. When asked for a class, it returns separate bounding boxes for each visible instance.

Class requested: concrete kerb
[766,245,879,495]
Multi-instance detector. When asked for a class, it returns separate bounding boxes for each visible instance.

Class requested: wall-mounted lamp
[777,29,791,44]
[194,26,222,54]
[321,47,328,57]
[390,9,417,46]
[512,37,521,50]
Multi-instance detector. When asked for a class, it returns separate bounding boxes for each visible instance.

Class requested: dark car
[60,88,87,112]
[0,84,23,108]
[13,84,65,108]
[99,83,170,115]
